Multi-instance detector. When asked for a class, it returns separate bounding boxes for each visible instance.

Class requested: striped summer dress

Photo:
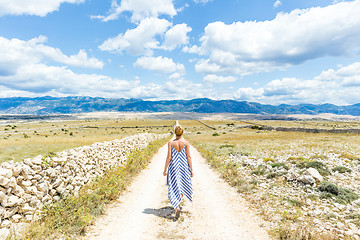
[166,143,193,210]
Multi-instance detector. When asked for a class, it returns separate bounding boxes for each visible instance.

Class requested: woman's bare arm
[185,141,194,177]
[163,141,172,176]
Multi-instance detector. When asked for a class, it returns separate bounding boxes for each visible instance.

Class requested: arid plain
[1,112,360,239]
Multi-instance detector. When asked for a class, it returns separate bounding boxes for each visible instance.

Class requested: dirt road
[84,144,270,240]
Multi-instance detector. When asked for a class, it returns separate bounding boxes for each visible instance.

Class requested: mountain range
[0,96,360,116]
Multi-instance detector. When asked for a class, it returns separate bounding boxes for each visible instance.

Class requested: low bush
[251,168,266,176]
[270,162,289,170]
[296,160,330,176]
[219,144,234,149]
[332,166,352,174]
[318,181,359,204]
[310,154,328,160]
[266,172,287,179]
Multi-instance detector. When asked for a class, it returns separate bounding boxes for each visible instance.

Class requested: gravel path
[84,144,270,240]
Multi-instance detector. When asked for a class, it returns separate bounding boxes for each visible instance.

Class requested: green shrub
[332,166,352,173]
[310,154,328,160]
[296,160,330,176]
[251,168,266,175]
[306,161,330,176]
[318,181,359,204]
[212,132,220,136]
[270,162,289,170]
[287,156,309,164]
[284,197,303,207]
[266,172,286,179]
[219,144,234,149]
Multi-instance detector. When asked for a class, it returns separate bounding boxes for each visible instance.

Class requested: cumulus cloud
[161,24,192,51]
[128,79,209,100]
[99,17,171,56]
[203,74,237,83]
[195,0,360,76]
[134,56,185,78]
[0,36,104,70]
[0,58,206,99]
[0,62,136,97]
[92,0,176,23]
[233,62,360,105]
[0,0,84,17]
[273,0,282,8]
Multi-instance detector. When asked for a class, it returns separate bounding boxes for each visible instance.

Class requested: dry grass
[0,119,173,163]
[184,120,360,159]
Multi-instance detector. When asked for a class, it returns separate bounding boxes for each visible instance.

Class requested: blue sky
[1,0,360,105]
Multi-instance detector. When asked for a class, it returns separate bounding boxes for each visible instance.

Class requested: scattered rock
[297,175,316,185]
[0,228,10,239]
[1,219,12,228]
[0,168,13,178]
[303,168,324,182]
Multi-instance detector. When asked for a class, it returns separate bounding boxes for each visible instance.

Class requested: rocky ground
[225,145,360,239]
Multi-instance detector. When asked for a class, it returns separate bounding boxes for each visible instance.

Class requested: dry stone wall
[0,133,169,229]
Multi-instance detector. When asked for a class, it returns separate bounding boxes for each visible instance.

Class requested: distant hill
[0,96,360,116]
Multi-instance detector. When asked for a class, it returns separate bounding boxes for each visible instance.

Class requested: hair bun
[175,126,184,136]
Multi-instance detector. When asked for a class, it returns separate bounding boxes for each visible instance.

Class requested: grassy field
[0,119,174,163]
[182,119,360,157]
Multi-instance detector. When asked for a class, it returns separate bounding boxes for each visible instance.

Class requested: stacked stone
[0,133,168,229]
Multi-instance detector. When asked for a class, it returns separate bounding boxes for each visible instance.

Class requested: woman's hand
[163,171,167,176]
[191,170,194,178]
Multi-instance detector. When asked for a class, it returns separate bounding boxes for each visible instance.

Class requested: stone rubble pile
[0,133,168,230]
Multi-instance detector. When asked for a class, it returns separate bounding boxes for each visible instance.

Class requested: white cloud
[93,0,176,23]
[233,62,360,105]
[203,74,237,83]
[99,17,171,56]
[0,36,104,70]
[273,0,282,8]
[162,24,192,51]
[128,79,209,100]
[0,62,136,97]
[134,56,185,78]
[193,0,212,4]
[195,0,360,76]
[0,0,84,17]
[182,45,201,54]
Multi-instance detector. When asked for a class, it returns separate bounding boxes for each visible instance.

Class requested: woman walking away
[163,126,193,216]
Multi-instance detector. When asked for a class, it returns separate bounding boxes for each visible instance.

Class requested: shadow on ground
[143,206,182,221]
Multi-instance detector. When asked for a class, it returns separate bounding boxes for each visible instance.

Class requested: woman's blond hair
[174,126,184,137]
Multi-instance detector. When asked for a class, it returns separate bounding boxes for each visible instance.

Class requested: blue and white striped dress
[167,144,193,210]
